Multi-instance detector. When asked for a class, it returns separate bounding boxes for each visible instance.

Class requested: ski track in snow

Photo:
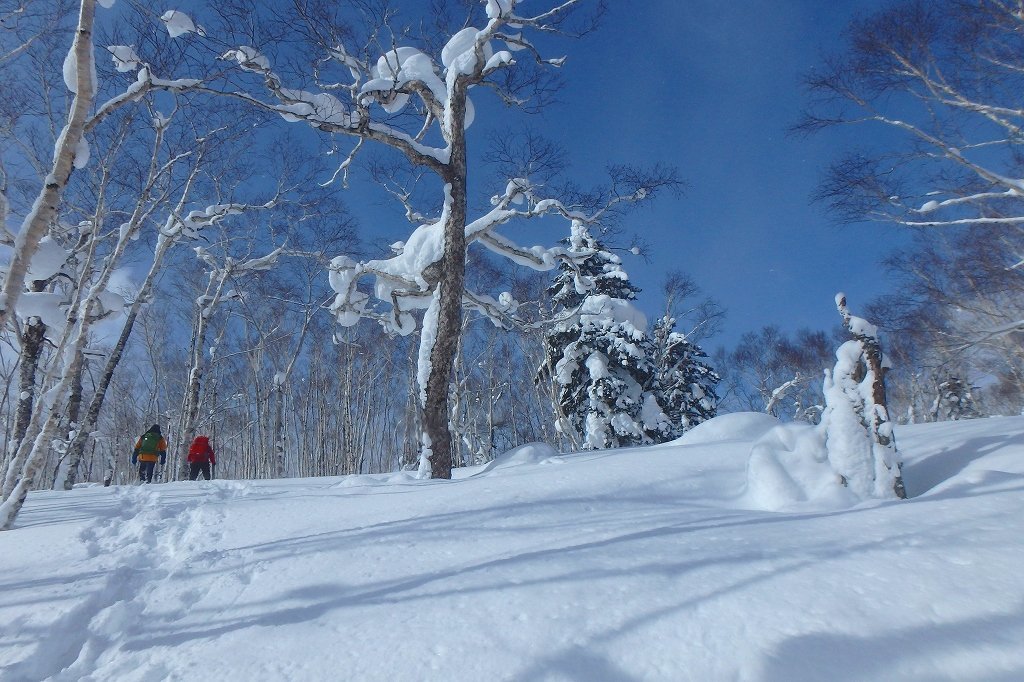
[8,482,261,682]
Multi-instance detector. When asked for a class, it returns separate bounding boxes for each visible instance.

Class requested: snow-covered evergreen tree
[821,293,906,499]
[543,225,671,449]
[649,315,719,438]
[931,376,980,421]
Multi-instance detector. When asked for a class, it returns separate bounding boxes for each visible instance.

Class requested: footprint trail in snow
[11,482,257,682]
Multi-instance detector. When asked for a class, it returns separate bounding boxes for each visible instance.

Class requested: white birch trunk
[0,0,97,332]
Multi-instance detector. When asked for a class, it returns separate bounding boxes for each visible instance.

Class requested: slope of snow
[2,416,1023,681]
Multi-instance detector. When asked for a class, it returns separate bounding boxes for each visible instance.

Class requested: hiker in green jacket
[132,424,167,483]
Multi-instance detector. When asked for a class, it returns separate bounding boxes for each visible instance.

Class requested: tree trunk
[273,383,286,477]
[9,317,44,439]
[0,306,90,529]
[837,293,906,500]
[860,332,906,498]
[58,311,139,488]
[415,74,471,480]
[57,235,173,489]
[50,352,85,486]
[421,127,468,479]
[1,315,45,496]
[0,0,97,332]
[178,268,231,477]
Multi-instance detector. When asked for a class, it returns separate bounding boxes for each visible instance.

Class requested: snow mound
[475,442,563,475]
[901,417,1024,498]
[333,474,390,489]
[671,412,779,446]
[330,471,424,487]
[206,479,255,499]
[387,471,424,484]
[742,422,855,511]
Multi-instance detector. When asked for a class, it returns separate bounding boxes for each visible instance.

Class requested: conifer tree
[650,315,719,438]
[931,377,980,422]
[543,225,670,449]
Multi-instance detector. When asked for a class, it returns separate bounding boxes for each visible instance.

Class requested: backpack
[189,437,212,462]
[138,431,161,455]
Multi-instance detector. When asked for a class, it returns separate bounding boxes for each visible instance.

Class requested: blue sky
[306,0,906,351]
[498,0,907,350]
[6,0,908,355]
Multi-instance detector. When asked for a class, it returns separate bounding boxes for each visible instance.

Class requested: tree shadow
[12,492,124,530]
[118,504,924,661]
[11,428,1024,678]
[903,431,1024,499]
[757,599,1024,681]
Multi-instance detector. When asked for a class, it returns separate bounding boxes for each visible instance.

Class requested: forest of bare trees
[2,0,1023,529]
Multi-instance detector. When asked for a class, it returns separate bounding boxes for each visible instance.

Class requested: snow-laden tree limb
[327,175,666,336]
[764,373,804,417]
[949,318,1024,353]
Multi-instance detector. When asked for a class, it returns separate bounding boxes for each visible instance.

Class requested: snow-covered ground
[2,415,1022,681]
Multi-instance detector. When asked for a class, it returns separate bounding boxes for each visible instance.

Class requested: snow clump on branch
[107,45,141,72]
[160,10,203,38]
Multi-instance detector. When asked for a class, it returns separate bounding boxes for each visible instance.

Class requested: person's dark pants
[138,461,156,483]
[189,462,212,481]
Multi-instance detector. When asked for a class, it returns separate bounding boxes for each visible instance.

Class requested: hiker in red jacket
[187,435,216,481]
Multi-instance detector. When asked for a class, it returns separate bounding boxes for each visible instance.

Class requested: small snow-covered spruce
[931,376,980,422]
[821,293,906,500]
[542,224,671,449]
[215,1,677,478]
[649,315,719,438]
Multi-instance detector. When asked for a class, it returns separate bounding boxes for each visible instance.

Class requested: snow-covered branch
[950,318,1024,352]
[802,1,1024,233]
[212,46,452,172]
[327,167,670,337]
[86,67,203,133]
[162,199,277,242]
[764,373,804,416]
[508,0,586,30]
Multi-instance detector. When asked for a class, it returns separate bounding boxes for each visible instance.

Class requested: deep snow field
[1,414,1022,681]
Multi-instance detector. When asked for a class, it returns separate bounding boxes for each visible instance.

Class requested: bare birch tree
[799,0,1024,345]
